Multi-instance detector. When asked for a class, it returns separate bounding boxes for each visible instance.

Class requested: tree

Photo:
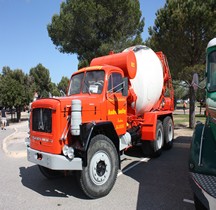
[29,64,52,98]
[0,67,32,121]
[57,76,69,95]
[50,82,60,97]
[148,0,216,128]
[173,80,188,100]
[47,0,144,67]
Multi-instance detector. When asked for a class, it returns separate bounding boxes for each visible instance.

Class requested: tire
[142,120,164,157]
[141,141,153,157]
[163,116,174,150]
[38,165,64,179]
[194,193,208,210]
[77,134,119,199]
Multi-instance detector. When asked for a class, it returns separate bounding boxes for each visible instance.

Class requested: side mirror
[122,77,128,96]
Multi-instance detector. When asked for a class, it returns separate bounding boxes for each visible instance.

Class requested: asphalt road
[0,124,195,210]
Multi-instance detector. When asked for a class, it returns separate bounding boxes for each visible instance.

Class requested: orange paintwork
[90,51,137,79]
[71,66,128,135]
[140,111,173,140]
[30,98,62,154]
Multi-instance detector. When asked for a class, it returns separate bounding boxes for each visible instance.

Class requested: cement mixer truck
[26,45,174,198]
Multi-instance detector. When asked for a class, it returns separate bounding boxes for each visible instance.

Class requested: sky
[0,0,165,84]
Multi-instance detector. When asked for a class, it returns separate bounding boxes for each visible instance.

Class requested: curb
[3,125,27,158]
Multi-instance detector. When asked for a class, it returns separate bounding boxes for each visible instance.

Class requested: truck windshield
[68,73,84,95]
[207,51,216,92]
[68,70,105,95]
[83,70,105,94]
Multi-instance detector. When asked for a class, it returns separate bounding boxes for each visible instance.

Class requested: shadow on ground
[19,135,194,210]
[19,165,87,199]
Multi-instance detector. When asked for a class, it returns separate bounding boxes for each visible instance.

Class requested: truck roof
[74,65,122,75]
[207,38,216,49]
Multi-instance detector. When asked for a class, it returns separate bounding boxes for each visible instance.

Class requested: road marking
[118,157,150,176]
[183,199,194,204]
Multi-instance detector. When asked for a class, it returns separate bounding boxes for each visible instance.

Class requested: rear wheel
[38,165,64,179]
[142,120,164,157]
[163,116,174,150]
[77,134,118,199]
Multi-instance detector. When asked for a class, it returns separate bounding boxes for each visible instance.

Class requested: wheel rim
[156,128,163,149]
[167,123,173,143]
[89,150,111,185]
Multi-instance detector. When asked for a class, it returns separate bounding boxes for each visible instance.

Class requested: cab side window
[208,51,216,91]
[108,73,123,93]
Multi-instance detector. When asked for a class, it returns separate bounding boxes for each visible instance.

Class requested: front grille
[32,108,52,133]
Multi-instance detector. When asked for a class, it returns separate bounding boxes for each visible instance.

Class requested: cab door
[106,72,127,135]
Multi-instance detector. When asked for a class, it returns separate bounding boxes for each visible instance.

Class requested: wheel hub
[89,151,111,185]
[96,160,106,176]
[156,129,163,149]
[168,124,173,142]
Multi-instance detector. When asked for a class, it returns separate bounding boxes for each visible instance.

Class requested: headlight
[68,147,74,159]
[62,145,74,160]
[62,145,69,156]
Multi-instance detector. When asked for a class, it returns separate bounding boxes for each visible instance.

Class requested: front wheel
[77,134,118,199]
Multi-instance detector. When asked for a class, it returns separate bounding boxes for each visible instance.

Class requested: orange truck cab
[27,46,174,199]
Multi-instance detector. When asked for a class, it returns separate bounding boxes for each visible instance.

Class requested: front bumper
[190,172,216,209]
[27,147,82,170]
